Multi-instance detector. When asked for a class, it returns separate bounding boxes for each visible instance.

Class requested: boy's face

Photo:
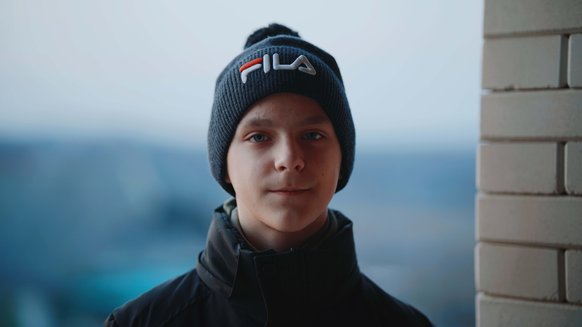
[226,92,341,235]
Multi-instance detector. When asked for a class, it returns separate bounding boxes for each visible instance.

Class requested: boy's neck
[235,207,329,252]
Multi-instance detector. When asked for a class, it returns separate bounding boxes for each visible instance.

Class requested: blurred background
[0,0,482,326]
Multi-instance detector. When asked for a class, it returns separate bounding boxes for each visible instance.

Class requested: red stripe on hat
[239,58,263,72]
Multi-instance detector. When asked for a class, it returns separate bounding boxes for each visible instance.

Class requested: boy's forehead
[239,111,331,127]
[238,94,332,126]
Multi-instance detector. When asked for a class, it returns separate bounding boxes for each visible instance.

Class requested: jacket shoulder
[104,268,209,327]
[359,274,433,327]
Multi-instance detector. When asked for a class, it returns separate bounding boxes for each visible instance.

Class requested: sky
[0,0,483,152]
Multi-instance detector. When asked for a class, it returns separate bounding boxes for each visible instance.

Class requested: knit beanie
[208,23,355,196]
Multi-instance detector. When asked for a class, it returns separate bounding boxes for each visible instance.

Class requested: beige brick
[481,90,582,140]
[483,35,566,90]
[570,34,582,87]
[566,142,582,195]
[566,250,582,304]
[477,293,582,327]
[484,0,582,37]
[477,194,582,247]
[476,243,561,301]
[478,143,562,194]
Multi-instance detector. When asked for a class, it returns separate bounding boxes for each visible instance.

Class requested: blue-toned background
[0,0,482,326]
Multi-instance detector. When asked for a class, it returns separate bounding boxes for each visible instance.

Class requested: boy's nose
[274,139,305,173]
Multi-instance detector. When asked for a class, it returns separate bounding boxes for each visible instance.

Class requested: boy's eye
[305,132,323,140]
[249,134,268,143]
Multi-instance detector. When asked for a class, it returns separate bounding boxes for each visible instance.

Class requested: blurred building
[476,0,582,325]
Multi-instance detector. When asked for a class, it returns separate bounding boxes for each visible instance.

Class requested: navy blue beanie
[208,23,355,196]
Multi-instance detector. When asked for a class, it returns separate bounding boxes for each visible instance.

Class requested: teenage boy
[105,23,432,327]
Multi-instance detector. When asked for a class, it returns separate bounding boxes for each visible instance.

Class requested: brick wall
[477,0,582,325]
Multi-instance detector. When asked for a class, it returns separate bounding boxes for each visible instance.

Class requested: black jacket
[105,207,432,327]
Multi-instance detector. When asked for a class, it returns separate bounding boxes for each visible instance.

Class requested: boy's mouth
[269,187,310,195]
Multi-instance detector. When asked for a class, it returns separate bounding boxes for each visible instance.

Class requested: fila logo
[239,53,317,83]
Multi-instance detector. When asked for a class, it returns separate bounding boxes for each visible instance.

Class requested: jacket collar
[196,205,361,308]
